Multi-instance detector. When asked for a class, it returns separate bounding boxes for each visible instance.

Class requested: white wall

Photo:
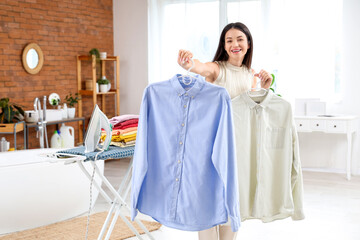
[113,0,148,115]
[113,0,360,175]
[299,0,360,175]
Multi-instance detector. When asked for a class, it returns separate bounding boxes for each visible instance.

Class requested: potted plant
[0,98,24,124]
[89,48,100,59]
[65,93,81,118]
[89,48,103,80]
[0,98,25,133]
[97,76,111,93]
[269,73,281,97]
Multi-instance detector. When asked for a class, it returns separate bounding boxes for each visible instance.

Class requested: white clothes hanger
[180,58,197,86]
[247,73,268,97]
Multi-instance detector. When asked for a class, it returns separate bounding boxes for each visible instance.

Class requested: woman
[178,22,272,98]
[177,22,272,240]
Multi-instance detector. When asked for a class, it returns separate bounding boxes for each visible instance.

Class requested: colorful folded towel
[113,118,138,128]
[109,115,139,126]
[114,123,138,130]
[111,140,136,148]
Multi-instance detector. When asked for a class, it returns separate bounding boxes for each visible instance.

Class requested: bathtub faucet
[34,97,49,148]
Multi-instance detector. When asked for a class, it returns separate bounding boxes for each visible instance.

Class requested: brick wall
[0,0,114,149]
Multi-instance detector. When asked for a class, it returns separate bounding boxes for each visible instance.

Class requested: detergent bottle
[0,137,10,152]
[50,130,62,148]
[60,123,74,148]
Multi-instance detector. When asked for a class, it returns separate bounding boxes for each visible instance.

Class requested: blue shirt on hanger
[131,74,240,232]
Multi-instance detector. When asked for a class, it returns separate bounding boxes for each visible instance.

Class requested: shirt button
[181,123,185,127]
[191,96,194,99]
[178,160,181,163]
[179,141,183,145]
[184,105,187,108]
[185,93,188,96]
[178,93,181,96]
[176,178,179,181]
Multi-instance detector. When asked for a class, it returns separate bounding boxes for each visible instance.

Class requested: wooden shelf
[0,122,24,133]
[77,55,117,61]
[100,56,117,61]
[0,121,26,150]
[76,54,120,140]
[79,89,117,96]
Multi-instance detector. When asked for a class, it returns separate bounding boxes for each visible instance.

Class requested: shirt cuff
[131,208,138,221]
[291,209,305,220]
[230,216,241,232]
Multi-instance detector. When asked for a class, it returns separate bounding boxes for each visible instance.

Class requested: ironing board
[57,145,155,240]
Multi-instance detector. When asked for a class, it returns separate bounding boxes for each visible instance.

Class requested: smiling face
[224,28,250,64]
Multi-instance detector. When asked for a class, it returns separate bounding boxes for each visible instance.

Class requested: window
[148,0,343,102]
[161,1,219,80]
[149,0,219,83]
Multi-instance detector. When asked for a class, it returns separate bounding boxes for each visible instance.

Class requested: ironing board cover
[57,145,135,161]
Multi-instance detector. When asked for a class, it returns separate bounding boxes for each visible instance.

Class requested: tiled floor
[93,159,360,240]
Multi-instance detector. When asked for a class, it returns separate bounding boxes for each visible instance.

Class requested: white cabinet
[309,119,326,131]
[295,119,310,132]
[326,120,346,133]
[294,116,358,180]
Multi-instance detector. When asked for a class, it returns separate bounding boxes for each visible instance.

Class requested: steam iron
[84,104,112,153]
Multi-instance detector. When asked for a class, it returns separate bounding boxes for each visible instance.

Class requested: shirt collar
[241,90,273,109]
[170,74,205,98]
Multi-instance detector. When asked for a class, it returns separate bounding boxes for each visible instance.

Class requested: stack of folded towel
[101,114,139,148]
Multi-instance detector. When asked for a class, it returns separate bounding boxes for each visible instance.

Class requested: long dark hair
[212,22,253,69]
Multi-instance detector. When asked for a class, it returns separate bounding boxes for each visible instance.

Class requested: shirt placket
[253,105,264,217]
[256,106,263,166]
[170,92,191,220]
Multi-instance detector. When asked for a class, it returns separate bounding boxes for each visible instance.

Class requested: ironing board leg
[97,202,118,240]
[118,202,156,240]
[134,218,156,240]
[77,161,112,203]
[80,160,155,240]
[104,205,144,240]
[123,180,132,203]
[77,160,121,239]
[117,158,133,195]
[90,161,125,202]
[111,159,156,240]
[90,161,145,239]
[112,158,156,240]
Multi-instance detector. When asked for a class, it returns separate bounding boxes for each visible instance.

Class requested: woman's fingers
[178,50,185,63]
[261,78,271,89]
[178,50,193,64]
[255,69,272,89]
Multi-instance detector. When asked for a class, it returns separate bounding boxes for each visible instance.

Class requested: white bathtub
[0,148,104,235]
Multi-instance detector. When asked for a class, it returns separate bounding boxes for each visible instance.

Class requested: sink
[44,109,63,122]
[25,109,64,122]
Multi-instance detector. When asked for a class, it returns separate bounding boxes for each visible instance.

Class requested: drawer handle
[299,124,302,127]
[334,125,337,128]
[316,124,319,127]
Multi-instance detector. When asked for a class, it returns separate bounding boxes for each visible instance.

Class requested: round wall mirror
[22,43,44,74]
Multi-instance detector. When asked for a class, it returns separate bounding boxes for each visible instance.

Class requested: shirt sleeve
[131,88,149,220]
[290,115,305,220]
[211,93,241,232]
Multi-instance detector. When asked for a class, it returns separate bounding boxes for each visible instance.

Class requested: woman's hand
[178,49,194,70]
[255,69,272,89]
